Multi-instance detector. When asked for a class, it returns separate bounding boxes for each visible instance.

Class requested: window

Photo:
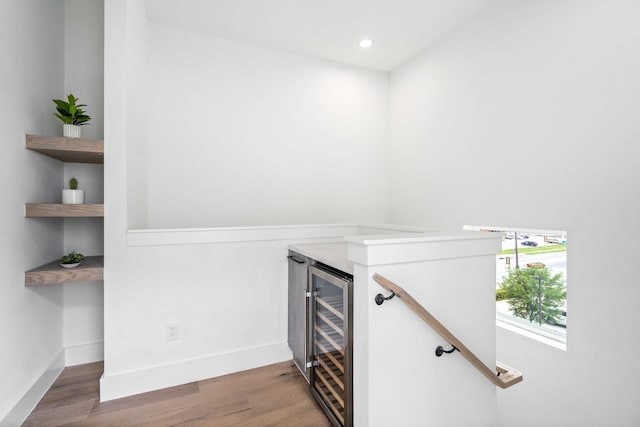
[465,226,567,346]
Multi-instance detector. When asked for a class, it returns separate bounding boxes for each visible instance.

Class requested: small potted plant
[60,251,84,268]
[62,177,85,204]
[52,94,91,138]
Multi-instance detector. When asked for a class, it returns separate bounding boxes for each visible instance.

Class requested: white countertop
[288,231,501,274]
[344,230,505,245]
[288,242,353,274]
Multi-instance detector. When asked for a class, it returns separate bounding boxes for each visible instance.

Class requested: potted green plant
[52,94,91,138]
[60,251,85,268]
[62,177,85,204]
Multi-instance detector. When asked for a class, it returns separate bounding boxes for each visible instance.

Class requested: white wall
[103,0,132,400]
[349,233,502,426]
[0,0,65,423]
[125,0,148,229]
[103,5,396,400]
[141,23,391,228]
[102,1,393,399]
[62,0,105,366]
[104,1,637,424]
[64,0,104,141]
[389,1,640,425]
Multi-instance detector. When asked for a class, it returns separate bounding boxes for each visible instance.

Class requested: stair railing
[372,273,523,389]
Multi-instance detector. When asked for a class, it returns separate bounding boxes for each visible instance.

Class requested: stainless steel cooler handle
[287,255,306,264]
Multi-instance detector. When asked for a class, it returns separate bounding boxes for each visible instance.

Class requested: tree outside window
[497,265,566,325]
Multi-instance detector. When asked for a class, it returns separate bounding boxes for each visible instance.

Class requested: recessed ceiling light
[359,38,373,49]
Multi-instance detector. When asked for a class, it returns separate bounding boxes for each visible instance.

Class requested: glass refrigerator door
[311,266,348,425]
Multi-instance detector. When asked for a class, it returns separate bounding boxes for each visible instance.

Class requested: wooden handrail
[372,273,523,389]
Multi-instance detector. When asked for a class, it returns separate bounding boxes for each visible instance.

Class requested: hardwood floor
[23,361,332,426]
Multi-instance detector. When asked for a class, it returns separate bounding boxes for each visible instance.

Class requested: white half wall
[389,1,640,426]
[140,22,391,228]
[101,223,357,400]
[348,232,502,427]
[0,0,65,423]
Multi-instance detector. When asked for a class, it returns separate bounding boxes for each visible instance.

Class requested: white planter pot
[63,124,82,138]
[62,189,85,204]
[60,262,81,268]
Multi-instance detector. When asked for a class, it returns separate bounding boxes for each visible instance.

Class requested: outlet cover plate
[166,321,178,341]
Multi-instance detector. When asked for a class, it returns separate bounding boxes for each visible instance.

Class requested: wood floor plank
[78,387,250,426]
[22,399,96,427]
[199,362,295,391]
[240,399,332,427]
[71,395,216,426]
[88,382,200,417]
[36,375,100,410]
[51,362,103,387]
[23,360,331,427]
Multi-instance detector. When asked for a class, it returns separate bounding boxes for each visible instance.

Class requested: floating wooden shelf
[26,134,104,164]
[25,203,104,217]
[25,256,104,286]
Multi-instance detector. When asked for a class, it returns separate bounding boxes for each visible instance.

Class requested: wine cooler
[309,264,353,427]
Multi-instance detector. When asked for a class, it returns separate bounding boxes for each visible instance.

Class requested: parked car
[554,310,567,327]
[521,240,538,247]
[526,262,545,268]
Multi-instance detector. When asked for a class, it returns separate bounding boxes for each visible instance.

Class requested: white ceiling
[144,0,496,72]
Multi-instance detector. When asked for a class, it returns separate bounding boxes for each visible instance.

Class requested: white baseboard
[65,341,104,366]
[100,341,292,402]
[0,350,64,427]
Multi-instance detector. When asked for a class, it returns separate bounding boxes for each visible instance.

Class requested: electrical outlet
[166,321,179,341]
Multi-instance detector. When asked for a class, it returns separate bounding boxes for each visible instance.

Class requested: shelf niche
[26,134,104,164]
[24,133,105,286]
[25,256,104,286]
